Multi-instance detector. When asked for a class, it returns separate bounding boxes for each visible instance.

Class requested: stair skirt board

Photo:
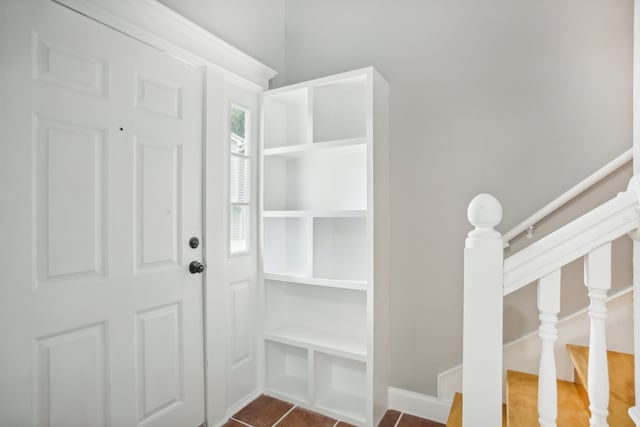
[438,287,633,402]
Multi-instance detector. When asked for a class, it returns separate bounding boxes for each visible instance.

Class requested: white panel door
[0,1,205,426]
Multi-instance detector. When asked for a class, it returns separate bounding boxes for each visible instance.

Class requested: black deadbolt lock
[189,237,200,249]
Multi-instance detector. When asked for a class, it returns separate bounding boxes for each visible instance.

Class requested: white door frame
[45,0,276,425]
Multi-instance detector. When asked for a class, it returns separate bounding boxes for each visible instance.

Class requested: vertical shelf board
[368,68,391,426]
[265,341,309,403]
[314,352,367,423]
[313,76,367,143]
[313,217,367,282]
[263,88,309,149]
[263,144,367,211]
[263,217,309,277]
[264,279,367,357]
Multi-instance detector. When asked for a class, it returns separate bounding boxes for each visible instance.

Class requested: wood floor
[446,345,635,427]
[222,394,445,427]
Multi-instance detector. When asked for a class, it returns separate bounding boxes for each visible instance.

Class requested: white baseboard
[210,389,263,427]
[387,387,452,424]
[437,286,634,402]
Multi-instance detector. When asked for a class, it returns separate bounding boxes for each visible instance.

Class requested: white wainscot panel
[135,73,183,118]
[33,34,106,96]
[37,119,106,283]
[136,139,181,270]
[35,323,108,427]
[230,280,252,368]
[136,303,184,422]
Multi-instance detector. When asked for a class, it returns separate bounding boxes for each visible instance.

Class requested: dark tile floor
[223,394,445,427]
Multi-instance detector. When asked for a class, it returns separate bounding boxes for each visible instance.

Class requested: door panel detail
[136,303,184,422]
[134,73,182,119]
[33,33,107,96]
[135,139,182,270]
[36,117,106,283]
[35,323,108,427]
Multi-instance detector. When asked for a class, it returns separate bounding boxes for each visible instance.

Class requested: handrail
[502,148,633,248]
[503,179,640,295]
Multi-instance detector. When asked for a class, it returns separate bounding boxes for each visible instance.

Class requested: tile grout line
[230,417,254,427]
[271,404,298,426]
[393,412,404,427]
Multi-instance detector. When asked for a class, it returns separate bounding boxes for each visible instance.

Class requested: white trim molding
[53,0,277,90]
[387,387,452,424]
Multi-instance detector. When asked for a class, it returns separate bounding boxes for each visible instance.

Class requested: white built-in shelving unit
[260,68,389,426]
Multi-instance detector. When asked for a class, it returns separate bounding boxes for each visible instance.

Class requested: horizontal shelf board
[265,325,367,361]
[316,391,367,423]
[263,67,372,97]
[263,273,367,291]
[263,138,366,157]
[263,210,366,218]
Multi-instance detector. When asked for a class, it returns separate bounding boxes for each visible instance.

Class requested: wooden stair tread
[506,370,590,427]
[566,344,635,427]
[446,392,506,427]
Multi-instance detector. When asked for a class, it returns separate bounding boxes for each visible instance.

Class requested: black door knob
[189,261,206,274]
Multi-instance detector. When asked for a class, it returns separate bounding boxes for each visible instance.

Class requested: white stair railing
[585,243,612,427]
[462,177,640,427]
[463,194,504,426]
[537,269,561,427]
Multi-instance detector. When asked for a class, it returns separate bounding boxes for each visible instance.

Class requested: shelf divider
[263,137,366,157]
[265,325,367,362]
[263,272,367,291]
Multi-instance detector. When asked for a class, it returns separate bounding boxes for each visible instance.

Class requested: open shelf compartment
[263,217,309,277]
[313,76,367,143]
[265,341,309,403]
[263,88,309,149]
[313,217,367,282]
[263,144,367,211]
[314,352,367,422]
[264,279,367,358]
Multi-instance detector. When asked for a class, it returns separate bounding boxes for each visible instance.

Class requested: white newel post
[537,269,561,427]
[463,194,503,427]
[585,243,612,427]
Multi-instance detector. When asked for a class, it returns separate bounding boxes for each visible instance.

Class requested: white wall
[156,0,286,86]
[282,0,633,396]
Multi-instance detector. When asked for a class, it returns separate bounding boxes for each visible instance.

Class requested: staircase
[446,345,634,426]
[458,173,640,426]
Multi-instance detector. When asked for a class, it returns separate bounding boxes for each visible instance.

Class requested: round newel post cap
[467,194,502,238]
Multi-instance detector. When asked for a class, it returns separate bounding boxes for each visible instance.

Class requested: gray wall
[157,0,286,86]
[283,0,633,395]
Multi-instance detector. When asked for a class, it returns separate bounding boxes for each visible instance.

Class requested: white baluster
[629,237,640,426]
[537,269,561,427]
[463,194,503,427]
[584,243,612,427]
